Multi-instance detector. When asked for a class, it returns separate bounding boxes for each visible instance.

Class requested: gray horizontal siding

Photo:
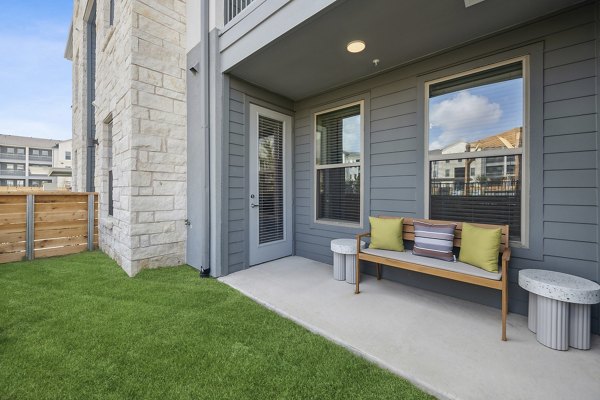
[228,87,247,273]
[224,79,295,274]
[292,3,599,333]
[539,7,598,318]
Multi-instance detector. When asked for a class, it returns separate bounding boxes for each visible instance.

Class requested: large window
[426,59,527,244]
[0,179,25,187]
[315,102,363,226]
[29,179,52,188]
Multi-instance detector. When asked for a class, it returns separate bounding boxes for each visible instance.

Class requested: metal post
[87,194,95,251]
[26,194,34,260]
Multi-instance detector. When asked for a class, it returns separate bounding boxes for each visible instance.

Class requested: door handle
[250,203,260,208]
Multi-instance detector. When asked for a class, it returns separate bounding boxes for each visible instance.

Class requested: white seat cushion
[361,248,502,281]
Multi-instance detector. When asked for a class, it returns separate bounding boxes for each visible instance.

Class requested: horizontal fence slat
[0,231,26,243]
[35,236,88,250]
[34,227,88,240]
[34,195,89,203]
[0,204,27,213]
[34,210,88,223]
[0,195,27,205]
[0,213,27,224]
[34,202,89,212]
[35,243,88,259]
[36,220,88,231]
[0,241,26,253]
[0,188,71,194]
[0,251,26,263]
[0,223,26,234]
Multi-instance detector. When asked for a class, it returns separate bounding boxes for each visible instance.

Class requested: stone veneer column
[70,0,187,276]
[128,0,187,275]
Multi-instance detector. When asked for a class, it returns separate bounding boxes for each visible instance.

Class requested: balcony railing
[430,178,520,197]
[28,155,53,163]
[0,169,26,176]
[430,179,521,241]
[0,153,26,161]
[225,0,255,24]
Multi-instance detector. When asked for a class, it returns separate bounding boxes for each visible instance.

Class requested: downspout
[86,3,97,193]
[200,0,211,277]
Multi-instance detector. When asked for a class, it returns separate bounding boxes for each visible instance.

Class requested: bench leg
[501,278,508,341]
[376,263,381,280]
[355,254,360,294]
[569,303,591,350]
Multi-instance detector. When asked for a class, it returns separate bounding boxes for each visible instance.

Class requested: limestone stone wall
[70,1,90,193]
[129,0,188,273]
[70,0,187,276]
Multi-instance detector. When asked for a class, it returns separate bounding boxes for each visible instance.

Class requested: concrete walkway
[220,256,600,400]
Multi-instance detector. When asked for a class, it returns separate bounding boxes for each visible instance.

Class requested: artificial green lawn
[0,251,433,400]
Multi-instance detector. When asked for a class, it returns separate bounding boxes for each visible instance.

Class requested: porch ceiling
[227,0,586,101]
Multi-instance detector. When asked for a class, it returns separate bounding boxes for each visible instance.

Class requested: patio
[220,256,600,400]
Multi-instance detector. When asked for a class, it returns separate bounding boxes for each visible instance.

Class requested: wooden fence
[0,193,98,264]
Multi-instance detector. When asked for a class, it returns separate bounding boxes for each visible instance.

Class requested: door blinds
[258,115,285,244]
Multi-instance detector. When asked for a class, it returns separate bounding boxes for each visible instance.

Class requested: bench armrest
[502,247,511,262]
[356,232,370,253]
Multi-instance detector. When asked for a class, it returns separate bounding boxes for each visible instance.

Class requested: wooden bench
[355,217,511,341]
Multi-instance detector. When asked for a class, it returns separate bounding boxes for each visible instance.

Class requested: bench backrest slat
[376,216,509,252]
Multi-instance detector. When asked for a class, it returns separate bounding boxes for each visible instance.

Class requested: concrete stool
[519,269,600,350]
[331,239,365,283]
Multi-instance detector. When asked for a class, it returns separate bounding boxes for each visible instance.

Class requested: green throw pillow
[459,223,501,272]
[369,217,404,252]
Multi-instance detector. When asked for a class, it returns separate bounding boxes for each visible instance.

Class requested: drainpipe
[199,0,211,277]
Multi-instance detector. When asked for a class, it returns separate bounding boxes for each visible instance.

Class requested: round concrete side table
[519,269,600,350]
[331,239,365,284]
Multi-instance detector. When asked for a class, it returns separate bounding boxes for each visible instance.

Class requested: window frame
[109,0,115,26]
[313,100,365,228]
[105,117,114,217]
[423,56,530,247]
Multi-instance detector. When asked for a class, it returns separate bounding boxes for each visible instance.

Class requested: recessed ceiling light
[347,40,366,53]
[464,0,485,7]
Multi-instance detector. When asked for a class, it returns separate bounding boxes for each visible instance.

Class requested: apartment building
[67,0,600,333]
[0,134,72,188]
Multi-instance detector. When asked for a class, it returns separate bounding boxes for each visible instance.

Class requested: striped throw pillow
[412,221,456,262]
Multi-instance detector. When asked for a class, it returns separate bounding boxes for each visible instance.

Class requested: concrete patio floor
[220,256,600,400]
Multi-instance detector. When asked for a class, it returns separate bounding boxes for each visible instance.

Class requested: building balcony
[28,155,53,163]
[219,0,338,72]
[0,169,26,176]
[0,153,26,161]
[224,0,255,25]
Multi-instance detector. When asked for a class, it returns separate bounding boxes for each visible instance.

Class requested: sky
[342,115,360,156]
[428,79,523,151]
[0,1,73,140]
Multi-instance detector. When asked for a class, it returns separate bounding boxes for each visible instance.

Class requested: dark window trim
[308,92,371,235]
[416,42,544,261]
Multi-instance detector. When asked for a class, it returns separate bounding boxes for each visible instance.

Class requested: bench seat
[362,248,502,281]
